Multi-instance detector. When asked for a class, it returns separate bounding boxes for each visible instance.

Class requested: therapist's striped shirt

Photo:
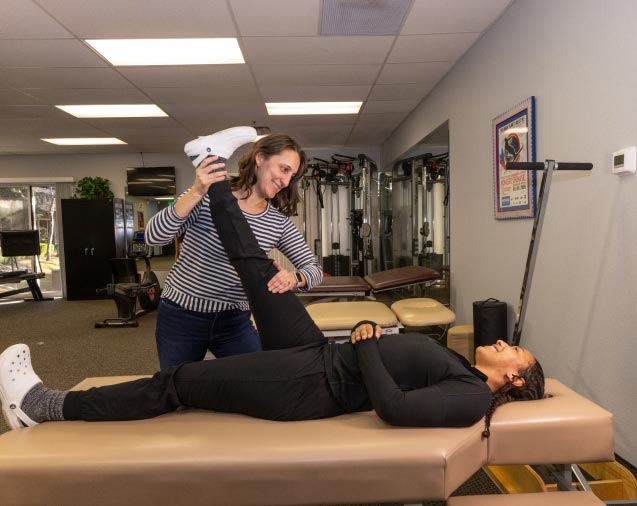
[146,194,323,313]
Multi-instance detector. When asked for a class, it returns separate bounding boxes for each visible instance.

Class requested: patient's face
[475,340,535,371]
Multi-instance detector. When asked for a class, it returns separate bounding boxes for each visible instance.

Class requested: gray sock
[20,382,68,423]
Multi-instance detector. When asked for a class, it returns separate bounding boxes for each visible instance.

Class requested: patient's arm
[354,337,490,427]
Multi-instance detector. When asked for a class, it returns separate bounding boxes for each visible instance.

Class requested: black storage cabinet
[61,198,126,300]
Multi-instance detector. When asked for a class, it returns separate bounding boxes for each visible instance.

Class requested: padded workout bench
[0,270,46,300]
[0,377,613,506]
[300,265,441,303]
[306,298,455,339]
[0,230,50,301]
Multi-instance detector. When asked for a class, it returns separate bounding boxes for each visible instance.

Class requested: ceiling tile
[143,86,261,105]
[388,33,480,63]
[162,103,268,133]
[251,64,382,86]
[79,117,182,130]
[118,65,254,88]
[0,0,72,39]
[0,40,106,67]
[0,105,68,119]
[376,62,453,84]
[37,0,237,38]
[291,125,352,147]
[259,85,370,102]
[362,99,419,114]
[22,87,152,105]
[268,115,358,129]
[356,111,410,131]
[0,117,93,133]
[103,126,192,139]
[230,0,320,36]
[347,129,391,146]
[0,90,42,106]
[242,36,394,65]
[367,83,429,101]
[401,0,511,34]
[0,68,134,89]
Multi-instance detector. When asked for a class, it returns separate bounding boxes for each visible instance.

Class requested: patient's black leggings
[63,180,345,422]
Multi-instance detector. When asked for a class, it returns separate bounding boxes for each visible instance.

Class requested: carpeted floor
[0,295,499,506]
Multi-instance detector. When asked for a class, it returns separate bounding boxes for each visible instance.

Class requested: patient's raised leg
[206,156,325,352]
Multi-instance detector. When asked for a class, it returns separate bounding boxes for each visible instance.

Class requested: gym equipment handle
[506,161,593,171]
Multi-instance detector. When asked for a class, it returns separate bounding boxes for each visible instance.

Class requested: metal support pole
[511,160,555,346]
[509,160,593,346]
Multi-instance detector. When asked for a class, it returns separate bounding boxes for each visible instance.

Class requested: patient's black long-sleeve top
[323,330,492,427]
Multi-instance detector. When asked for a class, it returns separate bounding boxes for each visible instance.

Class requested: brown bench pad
[364,265,440,291]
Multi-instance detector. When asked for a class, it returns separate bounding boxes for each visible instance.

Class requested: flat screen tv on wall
[126,166,176,197]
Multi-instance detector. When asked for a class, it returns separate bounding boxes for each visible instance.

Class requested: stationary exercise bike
[95,232,162,328]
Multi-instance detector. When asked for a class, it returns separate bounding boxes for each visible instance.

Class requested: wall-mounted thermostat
[612,146,636,175]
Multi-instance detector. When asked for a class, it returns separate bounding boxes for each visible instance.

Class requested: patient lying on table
[0,149,545,437]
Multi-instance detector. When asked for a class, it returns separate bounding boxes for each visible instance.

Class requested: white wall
[384,0,637,464]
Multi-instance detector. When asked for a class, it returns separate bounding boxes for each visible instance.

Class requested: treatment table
[299,265,441,302]
[0,376,614,506]
[306,298,456,339]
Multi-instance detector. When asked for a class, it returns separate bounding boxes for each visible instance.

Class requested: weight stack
[472,298,507,351]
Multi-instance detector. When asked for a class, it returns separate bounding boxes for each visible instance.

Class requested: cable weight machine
[301,153,379,277]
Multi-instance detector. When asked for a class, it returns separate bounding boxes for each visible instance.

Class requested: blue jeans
[155,299,262,369]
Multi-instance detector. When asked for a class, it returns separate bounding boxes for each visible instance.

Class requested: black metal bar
[507,161,593,171]
[506,162,545,171]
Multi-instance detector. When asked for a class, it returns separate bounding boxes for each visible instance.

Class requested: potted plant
[74,177,114,200]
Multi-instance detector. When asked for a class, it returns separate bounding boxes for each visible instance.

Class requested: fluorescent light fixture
[85,38,245,66]
[266,102,363,115]
[56,104,168,118]
[154,197,175,201]
[42,138,127,145]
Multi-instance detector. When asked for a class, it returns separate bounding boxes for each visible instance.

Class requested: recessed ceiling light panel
[266,102,362,115]
[86,38,245,66]
[42,138,127,145]
[56,104,168,118]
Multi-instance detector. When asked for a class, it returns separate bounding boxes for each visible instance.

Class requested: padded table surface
[307,275,370,293]
[488,378,614,464]
[0,378,615,506]
[364,265,440,291]
[390,298,456,326]
[0,376,485,506]
[306,300,398,330]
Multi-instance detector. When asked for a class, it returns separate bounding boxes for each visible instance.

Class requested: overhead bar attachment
[510,159,593,346]
[506,161,593,171]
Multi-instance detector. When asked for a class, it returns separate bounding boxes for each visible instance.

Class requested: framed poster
[493,96,536,219]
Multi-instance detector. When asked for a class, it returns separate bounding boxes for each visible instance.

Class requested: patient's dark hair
[481,360,546,439]
[230,133,307,217]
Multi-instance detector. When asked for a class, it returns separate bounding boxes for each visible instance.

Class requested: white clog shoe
[184,126,258,167]
[0,344,41,429]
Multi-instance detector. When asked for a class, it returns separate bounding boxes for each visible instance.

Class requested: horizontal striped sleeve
[272,213,323,291]
[161,198,322,312]
[145,191,202,245]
